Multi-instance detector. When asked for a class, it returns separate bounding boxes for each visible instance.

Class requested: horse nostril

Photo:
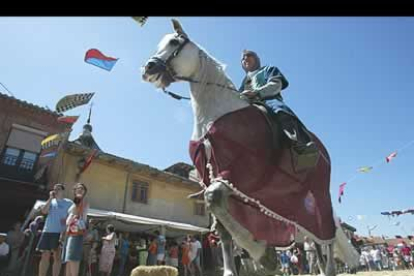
[146,61,155,72]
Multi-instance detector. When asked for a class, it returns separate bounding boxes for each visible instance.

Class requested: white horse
[142,19,359,276]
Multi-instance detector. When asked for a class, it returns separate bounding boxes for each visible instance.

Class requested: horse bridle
[146,34,192,100]
[150,34,239,101]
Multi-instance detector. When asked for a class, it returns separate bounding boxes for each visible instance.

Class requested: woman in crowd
[62,183,89,276]
[146,237,157,266]
[99,224,117,276]
[181,239,191,276]
[168,241,179,269]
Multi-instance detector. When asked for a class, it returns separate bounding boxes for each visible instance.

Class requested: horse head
[141,19,248,140]
[142,19,201,89]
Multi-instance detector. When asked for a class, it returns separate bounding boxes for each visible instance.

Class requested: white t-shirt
[359,254,367,265]
[304,241,315,251]
[362,250,372,261]
[371,249,381,262]
[189,240,202,261]
[0,242,9,257]
[233,244,243,257]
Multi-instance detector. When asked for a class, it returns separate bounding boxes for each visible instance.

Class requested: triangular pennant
[132,16,148,26]
[338,183,346,203]
[57,115,79,124]
[357,166,373,173]
[386,151,397,163]
[56,93,95,113]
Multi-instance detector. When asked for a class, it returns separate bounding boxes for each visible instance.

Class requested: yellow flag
[41,134,60,147]
[40,133,68,149]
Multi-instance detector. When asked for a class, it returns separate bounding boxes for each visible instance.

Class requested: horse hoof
[223,269,238,276]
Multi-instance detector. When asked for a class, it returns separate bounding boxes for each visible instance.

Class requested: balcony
[0,147,37,182]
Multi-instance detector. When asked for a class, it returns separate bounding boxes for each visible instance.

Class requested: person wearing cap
[239,50,318,162]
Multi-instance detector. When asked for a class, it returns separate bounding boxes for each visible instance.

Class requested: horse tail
[332,213,360,268]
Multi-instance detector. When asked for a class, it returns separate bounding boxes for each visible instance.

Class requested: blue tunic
[239,65,296,117]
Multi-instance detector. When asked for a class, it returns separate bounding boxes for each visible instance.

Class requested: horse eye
[169,39,180,46]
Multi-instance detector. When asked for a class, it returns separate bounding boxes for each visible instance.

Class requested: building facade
[0,93,71,231]
[1,92,208,233]
[51,140,208,228]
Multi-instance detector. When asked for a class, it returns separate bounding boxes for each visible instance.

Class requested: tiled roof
[0,92,59,116]
[164,162,195,178]
[65,142,200,188]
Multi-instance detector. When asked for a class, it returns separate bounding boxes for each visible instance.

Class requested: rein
[155,35,239,101]
[163,75,240,101]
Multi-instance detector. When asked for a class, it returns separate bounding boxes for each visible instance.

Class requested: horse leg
[315,243,326,276]
[325,243,336,276]
[204,181,280,275]
[215,220,237,276]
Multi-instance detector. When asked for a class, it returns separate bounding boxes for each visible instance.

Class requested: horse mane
[192,41,238,94]
[195,42,227,71]
[157,33,237,93]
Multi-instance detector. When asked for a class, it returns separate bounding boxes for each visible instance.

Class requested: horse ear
[172,19,187,36]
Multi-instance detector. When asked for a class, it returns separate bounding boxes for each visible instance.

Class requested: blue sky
[1,17,414,237]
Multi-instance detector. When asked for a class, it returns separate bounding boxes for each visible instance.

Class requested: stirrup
[283,129,298,142]
[291,141,320,172]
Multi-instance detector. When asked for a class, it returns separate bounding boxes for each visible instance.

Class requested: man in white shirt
[0,233,9,256]
[359,253,367,271]
[0,233,10,270]
[304,236,317,274]
[189,235,202,276]
[361,248,373,271]
[370,247,382,271]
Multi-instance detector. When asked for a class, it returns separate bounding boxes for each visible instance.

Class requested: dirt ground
[299,271,414,276]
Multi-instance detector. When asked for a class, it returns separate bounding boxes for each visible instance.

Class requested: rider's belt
[261,95,284,101]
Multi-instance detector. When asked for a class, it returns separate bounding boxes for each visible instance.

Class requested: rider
[239,49,318,164]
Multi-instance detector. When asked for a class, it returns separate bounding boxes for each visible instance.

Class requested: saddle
[253,103,284,152]
[253,102,320,173]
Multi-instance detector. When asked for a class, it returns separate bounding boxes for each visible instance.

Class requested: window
[20,151,37,171]
[1,147,38,171]
[6,124,47,153]
[131,181,149,204]
[2,147,20,166]
[194,201,206,216]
